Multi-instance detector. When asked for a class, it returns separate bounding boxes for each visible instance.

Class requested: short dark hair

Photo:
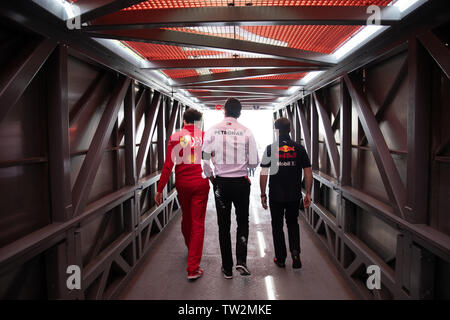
[224,98,242,118]
[274,117,291,135]
[183,108,202,124]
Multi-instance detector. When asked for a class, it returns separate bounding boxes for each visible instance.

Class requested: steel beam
[344,74,406,219]
[142,58,321,70]
[45,45,73,300]
[294,102,301,143]
[285,104,295,138]
[310,97,320,203]
[417,30,450,79]
[85,29,335,66]
[331,109,340,133]
[69,72,110,126]
[204,102,275,107]
[47,44,73,222]
[72,77,131,217]
[174,79,305,88]
[297,100,311,159]
[193,93,278,98]
[174,69,309,85]
[88,6,401,29]
[405,37,432,224]
[359,57,408,145]
[157,97,167,171]
[166,100,180,137]
[187,87,288,96]
[0,38,56,123]
[124,81,137,186]
[313,92,340,178]
[339,80,352,186]
[75,0,148,24]
[199,97,277,103]
[136,91,161,177]
[119,88,147,143]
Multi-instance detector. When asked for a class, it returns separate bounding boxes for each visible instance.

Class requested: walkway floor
[120,175,356,300]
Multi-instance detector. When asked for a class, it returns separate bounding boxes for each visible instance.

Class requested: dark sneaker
[292,254,302,269]
[236,263,251,276]
[273,258,285,268]
[187,267,204,281]
[221,267,233,279]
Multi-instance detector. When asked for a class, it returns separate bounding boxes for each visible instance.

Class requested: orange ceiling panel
[241,25,361,54]
[124,0,392,10]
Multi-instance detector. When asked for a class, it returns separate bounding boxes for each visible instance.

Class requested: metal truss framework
[275,20,450,299]
[34,0,421,110]
[0,37,186,299]
[84,27,335,66]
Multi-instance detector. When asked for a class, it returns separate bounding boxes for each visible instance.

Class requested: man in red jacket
[154,108,210,281]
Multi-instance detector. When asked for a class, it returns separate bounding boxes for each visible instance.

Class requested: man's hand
[261,195,268,210]
[303,193,311,209]
[209,176,215,185]
[154,192,163,206]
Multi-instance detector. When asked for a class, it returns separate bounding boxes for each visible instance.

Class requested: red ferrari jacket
[156,124,205,193]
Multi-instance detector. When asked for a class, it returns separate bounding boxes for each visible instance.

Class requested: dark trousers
[213,176,251,271]
[269,199,301,262]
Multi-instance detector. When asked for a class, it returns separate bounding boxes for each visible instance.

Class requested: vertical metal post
[47,44,72,222]
[294,101,301,143]
[297,101,311,156]
[311,95,319,171]
[45,44,72,299]
[405,37,432,224]
[124,81,137,186]
[338,79,352,239]
[157,96,166,171]
[340,79,352,186]
[311,95,320,204]
[409,244,435,299]
[124,81,138,268]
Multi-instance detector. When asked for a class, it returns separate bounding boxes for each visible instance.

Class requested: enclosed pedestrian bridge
[0,0,449,301]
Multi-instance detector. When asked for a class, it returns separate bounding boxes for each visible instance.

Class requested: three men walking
[155,98,312,281]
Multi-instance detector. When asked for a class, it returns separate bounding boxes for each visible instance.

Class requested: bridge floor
[120,175,356,300]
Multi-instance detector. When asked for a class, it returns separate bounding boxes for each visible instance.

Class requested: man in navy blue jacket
[259,117,313,269]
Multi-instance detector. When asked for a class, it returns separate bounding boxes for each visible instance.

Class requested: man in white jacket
[202,98,259,279]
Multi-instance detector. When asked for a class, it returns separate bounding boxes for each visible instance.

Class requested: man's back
[262,135,311,202]
[203,117,259,178]
[157,124,204,192]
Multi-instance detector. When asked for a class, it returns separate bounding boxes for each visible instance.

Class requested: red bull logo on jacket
[279,145,295,153]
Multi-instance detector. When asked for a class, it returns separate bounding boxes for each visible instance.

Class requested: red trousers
[176,178,210,273]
